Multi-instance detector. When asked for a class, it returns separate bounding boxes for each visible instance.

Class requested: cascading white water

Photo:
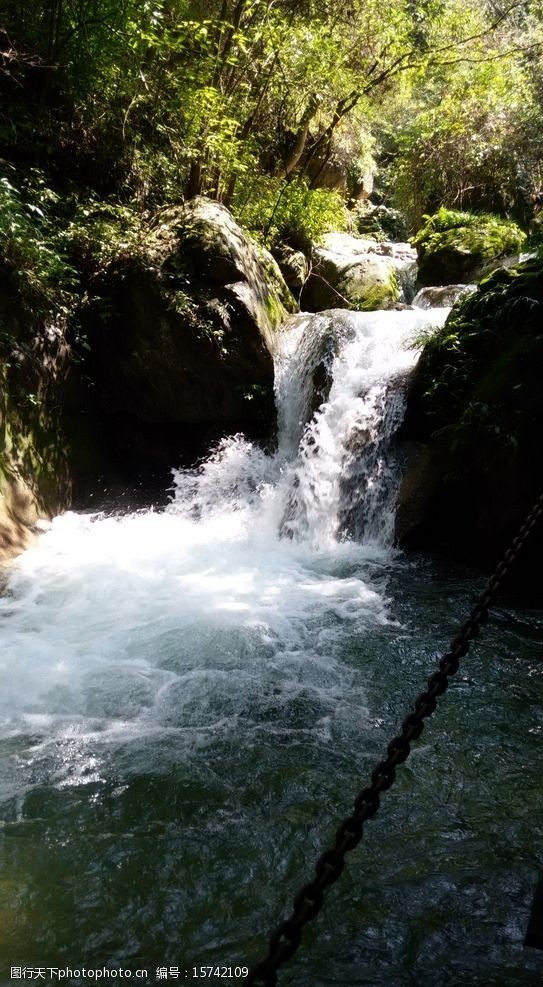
[168,307,449,550]
[0,306,447,771]
[2,304,542,987]
[273,308,449,547]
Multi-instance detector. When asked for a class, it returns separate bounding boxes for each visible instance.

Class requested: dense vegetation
[1,0,543,560]
[0,0,540,342]
[412,206,527,283]
[2,2,543,249]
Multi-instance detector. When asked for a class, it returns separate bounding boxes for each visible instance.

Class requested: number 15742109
[191,968,248,979]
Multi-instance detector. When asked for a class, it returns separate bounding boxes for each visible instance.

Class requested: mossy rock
[149,198,297,348]
[347,268,400,311]
[412,207,526,286]
[0,274,73,558]
[397,255,543,578]
[83,198,298,444]
[407,256,543,435]
[302,232,405,311]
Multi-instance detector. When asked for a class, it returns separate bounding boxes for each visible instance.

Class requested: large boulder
[413,207,526,286]
[304,152,348,193]
[301,232,416,311]
[151,197,296,352]
[84,198,297,464]
[396,256,543,594]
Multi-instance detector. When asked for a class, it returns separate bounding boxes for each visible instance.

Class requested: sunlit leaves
[3,0,542,226]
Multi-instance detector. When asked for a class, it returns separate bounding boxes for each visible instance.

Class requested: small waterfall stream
[0,307,541,985]
[273,309,446,546]
[167,306,449,550]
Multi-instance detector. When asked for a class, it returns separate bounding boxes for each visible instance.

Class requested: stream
[0,307,542,986]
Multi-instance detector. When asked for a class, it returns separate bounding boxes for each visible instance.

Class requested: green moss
[0,334,71,517]
[412,207,526,286]
[413,207,526,258]
[255,245,298,314]
[348,269,400,311]
[409,255,543,460]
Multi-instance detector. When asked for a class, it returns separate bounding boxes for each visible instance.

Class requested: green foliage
[353,204,409,241]
[59,201,149,274]
[239,176,347,251]
[0,165,75,520]
[412,206,527,285]
[381,1,543,227]
[6,0,540,217]
[1,0,542,258]
[0,162,77,316]
[412,207,526,261]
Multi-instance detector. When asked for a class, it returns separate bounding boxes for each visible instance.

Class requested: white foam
[0,306,447,793]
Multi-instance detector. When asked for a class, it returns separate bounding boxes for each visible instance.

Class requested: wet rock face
[301,232,417,312]
[0,275,72,561]
[396,257,543,585]
[272,245,309,293]
[0,482,38,563]
[412,284,475,309]
[85,198,297,458]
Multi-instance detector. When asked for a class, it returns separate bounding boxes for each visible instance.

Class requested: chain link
[245,492,543,986]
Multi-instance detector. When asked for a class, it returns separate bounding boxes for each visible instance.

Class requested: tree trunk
[281,97,320,179]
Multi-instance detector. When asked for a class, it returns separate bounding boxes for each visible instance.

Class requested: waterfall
[0,304,448,774]
[169,306,449,550]
[1,304,540,987]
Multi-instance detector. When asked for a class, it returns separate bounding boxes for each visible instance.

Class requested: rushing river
[0,309,542,986]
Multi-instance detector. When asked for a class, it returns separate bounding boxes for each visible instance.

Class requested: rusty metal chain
[245,492,543,986]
